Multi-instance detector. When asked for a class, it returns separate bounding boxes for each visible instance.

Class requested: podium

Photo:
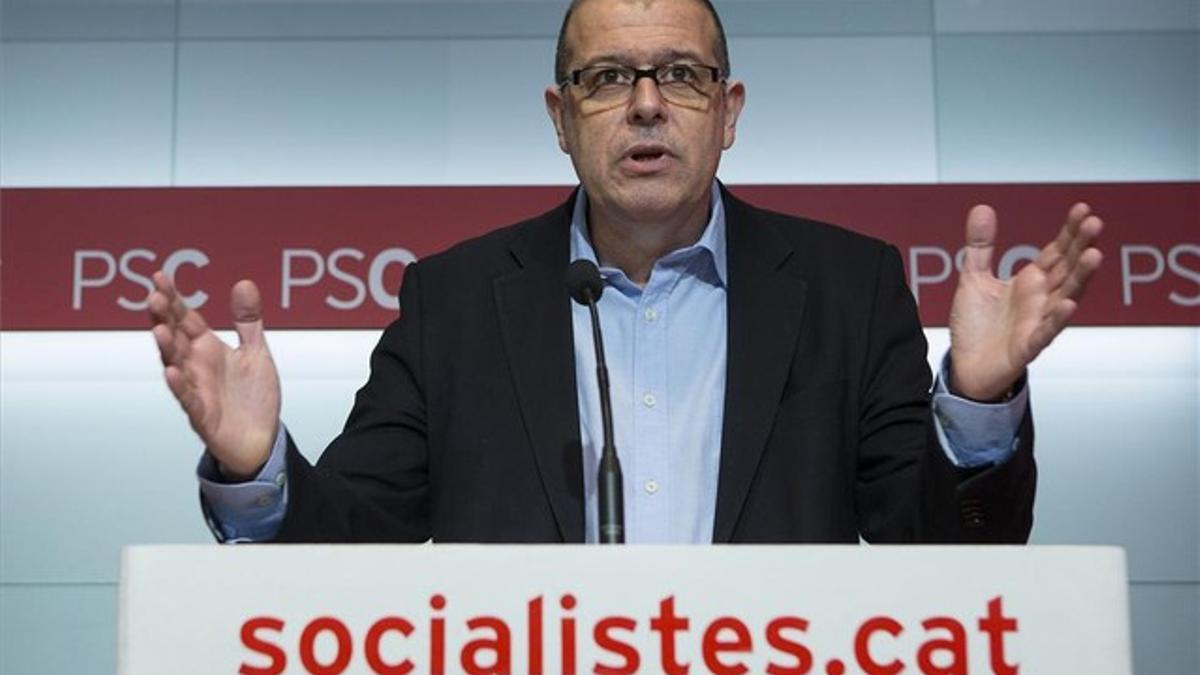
[118,545,1131,674]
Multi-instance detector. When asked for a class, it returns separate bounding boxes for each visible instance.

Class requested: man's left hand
[948,202,1104,401]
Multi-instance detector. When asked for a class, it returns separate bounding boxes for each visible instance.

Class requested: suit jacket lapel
[493,198,586,543]
[712,189,809,543]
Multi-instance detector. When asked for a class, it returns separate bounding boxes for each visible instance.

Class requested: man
[149,0,1103,544]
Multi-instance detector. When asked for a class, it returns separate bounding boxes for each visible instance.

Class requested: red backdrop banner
[1,183,1196,330]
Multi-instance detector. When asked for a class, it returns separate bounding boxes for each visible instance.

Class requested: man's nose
[626,77,667,125]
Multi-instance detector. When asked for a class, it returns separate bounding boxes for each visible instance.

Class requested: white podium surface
[118,545,1131,674]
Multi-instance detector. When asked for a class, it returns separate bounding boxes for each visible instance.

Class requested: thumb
[962,204,997,275]
[230,280,265,348]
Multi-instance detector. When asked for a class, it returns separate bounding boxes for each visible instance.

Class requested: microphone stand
[582,289,625,544]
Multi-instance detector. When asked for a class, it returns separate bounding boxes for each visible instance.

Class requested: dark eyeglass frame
[560,62,724,92]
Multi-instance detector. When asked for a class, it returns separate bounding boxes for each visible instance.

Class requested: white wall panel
[0,585,117,675]
[1128,583,1200,675]
[0,331,378,583]
[174,41,450,185]
[1032,373,1198,581]
[0,42,175,187]
[443,38,577,185]
[1,0,175,41]
[721,36,938,183]
[173,0,935,40]
[935,33,1199,182]
[179,0,564,39]
[927,327,1198,582]
[934,0,1198,33]
[1,379,226,582]
[715,0,933,37]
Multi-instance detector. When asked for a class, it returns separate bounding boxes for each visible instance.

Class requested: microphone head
[566,259,605,305]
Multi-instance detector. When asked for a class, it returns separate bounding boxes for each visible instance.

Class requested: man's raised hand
[948,203,1104,401]
[149,272,281,480]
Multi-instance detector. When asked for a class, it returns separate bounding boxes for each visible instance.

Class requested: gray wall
[2,1,1197,673]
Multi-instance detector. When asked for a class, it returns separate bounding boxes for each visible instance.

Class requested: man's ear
[545,85,571,154]
[720,79,746,151]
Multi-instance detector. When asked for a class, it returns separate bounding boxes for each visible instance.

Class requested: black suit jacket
[274,187,1035,544]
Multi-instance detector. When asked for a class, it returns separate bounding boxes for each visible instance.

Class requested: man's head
[545,0,745,226]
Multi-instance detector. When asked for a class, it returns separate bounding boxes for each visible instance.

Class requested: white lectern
[118,545,1131,674]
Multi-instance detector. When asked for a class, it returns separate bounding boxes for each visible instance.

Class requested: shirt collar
[568,179,728,287]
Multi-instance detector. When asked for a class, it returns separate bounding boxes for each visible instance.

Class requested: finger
[152,314,195,368]
[231,280,266,349]
[1027,298,1078,357]
[1055,247,1104,302]
[155,269,210,337]
[147,289,174,327]
[156,283,209,345]
[152,271,186,322]
[152,323,178,366]
[1037,202,1091,270]
[1064,214,1104,269]
[170,289,210,339]
[962,204,997,275]
[164,364,205,430]
[1044,216,1104,294]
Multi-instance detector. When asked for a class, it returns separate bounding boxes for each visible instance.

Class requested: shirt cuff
[931,352,1028,469]
[197,425,289,543]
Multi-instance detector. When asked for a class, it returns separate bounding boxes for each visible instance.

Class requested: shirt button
[642,392,657,408]
[644,308,658,322]
[274,472,287,487]
[256,494,274,508]
[644,479,659,494]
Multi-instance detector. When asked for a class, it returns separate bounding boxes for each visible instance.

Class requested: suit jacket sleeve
[856,245,1035,544]
[271,262,432,543]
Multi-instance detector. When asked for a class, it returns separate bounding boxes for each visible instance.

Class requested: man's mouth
[621,144,673,174]
[631,149,666,161]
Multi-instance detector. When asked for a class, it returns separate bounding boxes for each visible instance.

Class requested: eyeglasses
[561,62,724,113]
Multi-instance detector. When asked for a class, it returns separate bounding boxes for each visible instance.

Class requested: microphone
[566,259,625,544]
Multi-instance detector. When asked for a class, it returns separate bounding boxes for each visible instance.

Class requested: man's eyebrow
[576,48,709,70]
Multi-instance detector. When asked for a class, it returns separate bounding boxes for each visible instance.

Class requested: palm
[191,329,280,464]
[949,203,1103,401]
[150,274,281,479]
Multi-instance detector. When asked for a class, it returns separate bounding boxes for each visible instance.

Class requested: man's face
[545,0,745,224]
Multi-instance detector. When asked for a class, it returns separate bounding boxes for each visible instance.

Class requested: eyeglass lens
[575,64,719,113]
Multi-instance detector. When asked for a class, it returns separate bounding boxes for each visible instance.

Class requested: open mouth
[630,150,666,162]
[622,145,673,174]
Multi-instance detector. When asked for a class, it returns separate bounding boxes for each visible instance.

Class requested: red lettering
[650,596,690,674]
[528,596,543,675]
[430,594,446,675]
[854,616,903,675]
[299,616,352,675]
[561,594,577,675]
[593,616,640,674]
[461,617,511,674]
[702,617,752,675]
[365,617,414,675]
[239,616,286,675]
[917,617,967,675]
[978,596,1019,675]
[765,616,813,675]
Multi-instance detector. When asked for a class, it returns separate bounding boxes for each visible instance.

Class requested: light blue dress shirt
[199,182,1028,543]
[570,183,729,543]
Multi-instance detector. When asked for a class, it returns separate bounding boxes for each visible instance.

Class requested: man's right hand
[149,271,281,481]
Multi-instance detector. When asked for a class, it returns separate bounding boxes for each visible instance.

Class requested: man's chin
[608,182,697,221]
